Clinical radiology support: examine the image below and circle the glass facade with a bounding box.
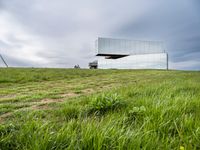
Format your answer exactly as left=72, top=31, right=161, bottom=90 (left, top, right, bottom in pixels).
left=98, top=53, right=168, bottom=69
left=95, top=37, right=168, bottom=69
left=96, top=37, right=165, bottom=55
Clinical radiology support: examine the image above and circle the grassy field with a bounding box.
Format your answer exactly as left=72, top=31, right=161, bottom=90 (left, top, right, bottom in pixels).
left=0, top=68, right=200, bottom=149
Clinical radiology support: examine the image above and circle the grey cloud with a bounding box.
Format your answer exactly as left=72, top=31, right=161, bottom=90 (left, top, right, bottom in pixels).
left=112, top=0, right=200, bottom=70
left=172, top=51, right=200, bottom=63
left=0, top=0, right=200, bottom=70
left=0, top=40, right=10, bottom=49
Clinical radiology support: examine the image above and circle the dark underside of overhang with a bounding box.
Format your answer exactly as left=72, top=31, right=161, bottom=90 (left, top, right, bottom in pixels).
left=96, top=54, right=129, bottom=59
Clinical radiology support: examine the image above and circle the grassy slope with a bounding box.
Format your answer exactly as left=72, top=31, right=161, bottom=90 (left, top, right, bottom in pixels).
left=0, top=68, right=200, bottom=149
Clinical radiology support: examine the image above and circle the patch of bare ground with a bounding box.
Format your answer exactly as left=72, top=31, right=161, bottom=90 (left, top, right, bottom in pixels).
left=40, top=98, right=63, bottom=103
left=29, top=98, right=64, bottom=110
left=0, top=112, right=12, bottom=123
left=82, top=88, right=94, bottom=94
left=98, top=85, right=115, bottom=90
left=31, top=104, right=50, bottom=110
left=0, top=94, right=17, bottom=99
left=29, top=90, right=96, bottom=111
left=61, top=92, right=78, bottom=98
left=0, top=97, right=67, bottom=122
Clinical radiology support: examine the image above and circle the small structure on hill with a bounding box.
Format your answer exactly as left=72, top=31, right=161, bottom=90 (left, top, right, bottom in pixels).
left=89, top=60, right=98, bottom=69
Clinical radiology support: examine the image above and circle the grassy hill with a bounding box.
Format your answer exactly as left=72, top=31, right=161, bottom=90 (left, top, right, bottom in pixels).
left=0, top=68, right=200, bottom=149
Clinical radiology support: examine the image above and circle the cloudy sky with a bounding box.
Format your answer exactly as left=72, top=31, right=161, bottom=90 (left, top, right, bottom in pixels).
left=0, top=0, right=200, bottom=70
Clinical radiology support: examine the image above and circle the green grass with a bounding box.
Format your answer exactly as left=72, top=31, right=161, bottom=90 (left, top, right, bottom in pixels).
left=0, top=68, right=200, bottom=149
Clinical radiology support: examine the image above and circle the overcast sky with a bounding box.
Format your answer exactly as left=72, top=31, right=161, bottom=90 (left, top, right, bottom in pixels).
left=0, top=0, right=200, bottom=70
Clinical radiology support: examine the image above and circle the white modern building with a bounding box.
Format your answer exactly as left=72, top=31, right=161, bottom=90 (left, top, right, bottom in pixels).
left=92, top=37, right=168, bottom=69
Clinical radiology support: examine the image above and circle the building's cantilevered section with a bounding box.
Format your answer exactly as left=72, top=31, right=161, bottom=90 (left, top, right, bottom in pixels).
left=95, top=37, right=165, bottom=55
left=91, top=37, right=168, bottom=69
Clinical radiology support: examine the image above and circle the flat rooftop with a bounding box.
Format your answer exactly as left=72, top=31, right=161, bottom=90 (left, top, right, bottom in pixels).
left=95, top=37, right=165, bottom=56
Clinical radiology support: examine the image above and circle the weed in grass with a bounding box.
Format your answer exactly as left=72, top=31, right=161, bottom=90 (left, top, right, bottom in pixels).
left=88, top=93, right=126, bottom=115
